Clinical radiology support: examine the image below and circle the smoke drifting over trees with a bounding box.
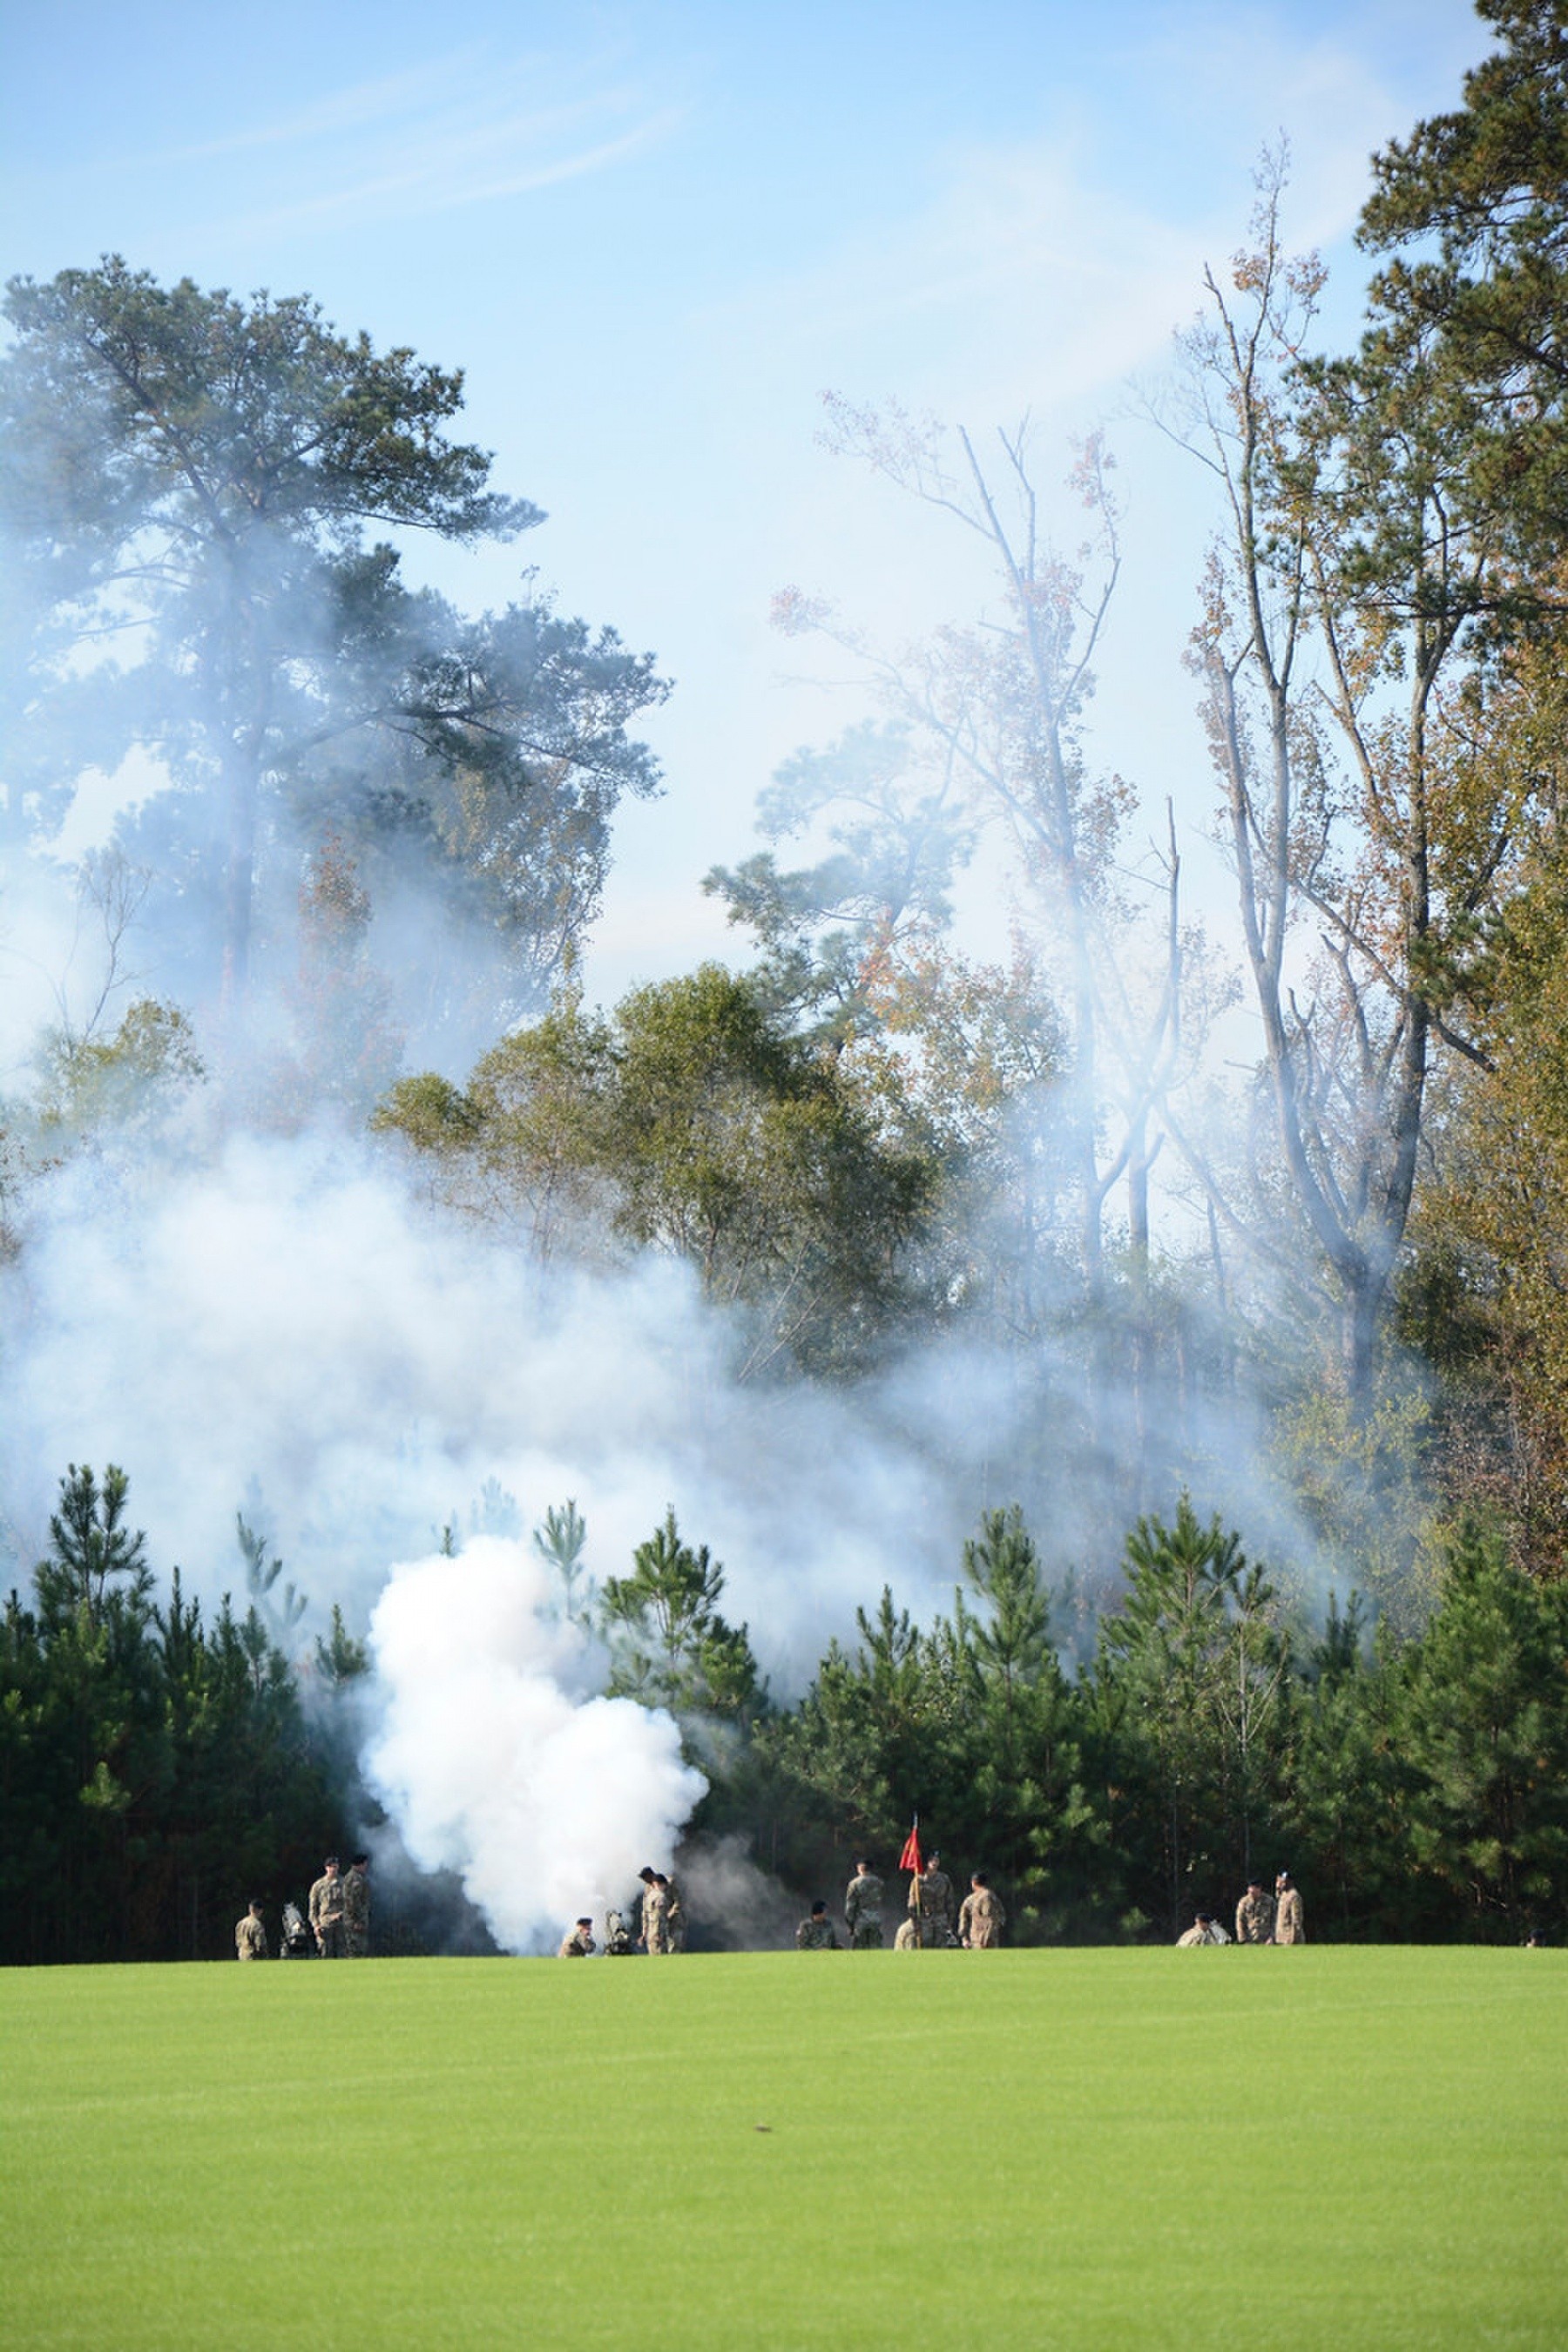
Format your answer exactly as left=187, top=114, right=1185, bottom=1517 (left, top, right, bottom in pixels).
left=5, top=5, right=1568, bottom=1955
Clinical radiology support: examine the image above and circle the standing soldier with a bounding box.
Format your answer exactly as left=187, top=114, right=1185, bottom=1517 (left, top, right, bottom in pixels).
left=1234, top=1876, right=1274, bottom=1945
left=341, top=1853, right=371, bottom=1957
left=638, top=1866, right=669, bottom=1955
left=909, top=1850, right=955, bottom=1947
left=661, top=1873, right=686, bottom=1952
left=559, top=1917, right=596, bottom=1957
left=845, top=1859, right=884, bottom=1949
left=235, top=1900, right=267, bottom=1959
left=957, top=1872, right=1006, bottom=1948
left=1273, top=1871, right=1306, bottom=1943
left=308, top=1855, right=347, bottom=1958
left=795, top=1901, right=841, bottom=1950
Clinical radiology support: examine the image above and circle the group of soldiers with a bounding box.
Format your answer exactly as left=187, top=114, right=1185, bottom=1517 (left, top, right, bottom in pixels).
left=798, top=1852, right=1007, bottom=1950
left=233, top=1852, right=372, bottom=1959
left=559, top=1851, right=1014, bottom=1958
left=558, top=1865, right=686, bottom=1957
left=1177, top=1871, right=1306, bottom=1947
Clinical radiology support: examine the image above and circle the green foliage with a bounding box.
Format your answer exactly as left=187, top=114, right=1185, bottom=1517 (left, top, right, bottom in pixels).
left=1398, top=1512, right=1568, bottom=1935
left=314, top=1605, right=369, bottom=1688
left=1359, top=0, right=1568, bottom=583
left=533, top=1498, right=593, bottom=1628
left=376, top=965, right=942, bottom=1376
left=0, top=1466, right=334, bottom=1962
left=0, top=258, right=666, bottom=1018
left=599, top=1507, right=761, bottom=1730
left=238, top=1512, right=308, bottom=1640
left=37, top=998, right=204, bottom=1140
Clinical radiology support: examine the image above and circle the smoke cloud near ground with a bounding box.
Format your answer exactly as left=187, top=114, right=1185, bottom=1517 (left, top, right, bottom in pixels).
left=0, top=1116, right=1321, bottom=1641
left=0, top=1076, right=1328, bottom=1948
left=365, top=1536, right=706, bottom=1953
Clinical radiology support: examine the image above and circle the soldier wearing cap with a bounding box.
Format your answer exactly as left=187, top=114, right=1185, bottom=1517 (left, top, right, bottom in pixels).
left=342, top=1853, right=371, bottom=1957
left=1176, top=1909, right=1228, bottom=1947
left=909, top=1850, right=955, bottom=1948
left=308, top=1855, right=347, bottom=1958
left=845, top=1860, right=884, bottom=1949
left=235, top=1900, right=267, bottom=1959
left=958, top=1872, right=1006, bottom=1948
left=1273, top=1871, right=1305, bottom=1943
left=795, top=1901, right=840, bottom=1950
left=1234, top=1876, right=1274, bottom=1944
left=559, top=1917, right=596, bottom=1957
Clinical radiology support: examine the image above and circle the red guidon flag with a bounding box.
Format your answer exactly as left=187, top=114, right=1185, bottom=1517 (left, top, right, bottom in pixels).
left=898, top=1820, right=922, bottom=1876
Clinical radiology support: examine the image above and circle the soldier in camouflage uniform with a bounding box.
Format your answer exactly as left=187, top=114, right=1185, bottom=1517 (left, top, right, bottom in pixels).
left=957, top=1873, right=1006, bottom=1948
left=235, top=1901, right=267, bottom=1959
left=308, top=1856, right=347, bottom=1958
left=639, top=1867, right=670, bottom=1955
left=1176, top=1910, right=1228, bottom=1946
left=795, top=1902, right=841, bottom=1950
left=660, top=1874, right=686, bottom=1952
left=559, top=1917, right=596, bottom=1957
left=1273, top=1872, right=1305, bottom=1943
left=909, top=1851, right=955, bottom=1947
left=894, top=1918, right=920, bottom=1950
left=845, top=1861, right=884, bottom=1949
left=341, top=1853, right=370, bottom=1957
left=1234, top=1877, right=1274, bottom=1945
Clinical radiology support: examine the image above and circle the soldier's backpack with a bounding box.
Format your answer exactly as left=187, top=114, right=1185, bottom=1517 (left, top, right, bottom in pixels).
left=603, top=1908, right=635, bottom=1956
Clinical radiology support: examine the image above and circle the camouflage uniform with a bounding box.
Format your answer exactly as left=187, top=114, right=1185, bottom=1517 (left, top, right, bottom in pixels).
left=1234, top=1888, right=1275, bottom=1945
left=309, top=1869, right=346, bottom=1958
left=641, top=1881, right=670, bottom=1955
left=796, top=1914, right=840, bottom=1950
left=664, top=1878, right=686, bottom=1953
left=1273, top=1884, right=1305, bottom=1944
left=909, top=1865, right=955, bottom=1945
left=957, top=1886, right=1006, bottom=1948
left=1176, top=1920, right=1227, bottom=1946
left=894, top=1918, right=921, bottom=1950
left=845, top=1869, right=884, bottom=1950
left=558, top=1924, right=596, bottom=1957
left=341, top=1864, right=370, bottom=1958
left=235, top=1910, right=267, bottom=1960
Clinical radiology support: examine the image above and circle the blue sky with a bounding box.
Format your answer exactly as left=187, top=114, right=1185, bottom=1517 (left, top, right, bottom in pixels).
left=1, top=0, right=1490, bottom=1003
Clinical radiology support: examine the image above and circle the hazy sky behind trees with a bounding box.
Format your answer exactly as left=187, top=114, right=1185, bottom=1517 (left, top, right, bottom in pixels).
left=1, top=1, right=1487, bottom=998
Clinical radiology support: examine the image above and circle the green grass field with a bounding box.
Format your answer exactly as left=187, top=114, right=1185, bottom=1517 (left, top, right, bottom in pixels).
left=2, top=1948, right=1564, bottom=2349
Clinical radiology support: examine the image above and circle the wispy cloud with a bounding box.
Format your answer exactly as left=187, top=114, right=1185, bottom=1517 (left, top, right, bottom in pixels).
left=700, top=8, right=1449, bottom=427
left=67, top=43, right=685, bottom=244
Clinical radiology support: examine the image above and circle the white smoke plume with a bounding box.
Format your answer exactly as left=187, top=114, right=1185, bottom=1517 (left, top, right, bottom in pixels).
left=364, top=1535, right=705, bottom=1953
left=0, top=1104, right=1329, bottom=1948
left=0, top=1125, right=1058, bottom=1654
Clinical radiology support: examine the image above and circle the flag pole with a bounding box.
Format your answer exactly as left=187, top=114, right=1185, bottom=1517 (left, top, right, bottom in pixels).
left=899, top=1813, right=923, bottom=1950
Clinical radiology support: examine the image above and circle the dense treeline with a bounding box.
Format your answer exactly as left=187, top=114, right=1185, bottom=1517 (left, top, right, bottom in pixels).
left=634, top=1493, right=1568, bottom=1946
left=5, top=1464, right=1564, bottom=1957
left=0, top=1469, right=345, bottom=1964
